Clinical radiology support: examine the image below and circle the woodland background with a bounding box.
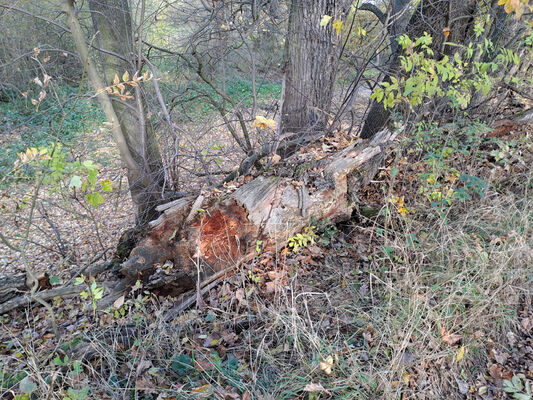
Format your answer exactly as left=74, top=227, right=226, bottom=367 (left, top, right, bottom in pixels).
left=0, top=0, right=532, bottom=399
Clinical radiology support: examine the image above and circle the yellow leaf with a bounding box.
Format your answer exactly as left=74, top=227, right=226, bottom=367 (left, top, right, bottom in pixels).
left=191, top=384, right=210, bottom=393
left=332, top=19, right=344, bottom=35
left=456, top=344, right=465, bottom=362
left=319, top=355, right=334, bottom=375
left=253, top=116, right=276, bottom=130
left=320, top=15, right=332, bottom=27
left=122, top=71, right=130, bottom=82
left=113, top=74, right=120, bottom=85
left=220, top=24, right=229, bottom=30
left=402, top=371, right=410, bottom=385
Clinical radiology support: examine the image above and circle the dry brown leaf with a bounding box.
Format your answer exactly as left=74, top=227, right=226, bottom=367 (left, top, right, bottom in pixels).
left=303, top=383, right=330, bottom=393
left=113, top=295, right=125, bottom=309
left=488, top=363, right=502, bottom=379
left=440, top=325, right=462, bottom=345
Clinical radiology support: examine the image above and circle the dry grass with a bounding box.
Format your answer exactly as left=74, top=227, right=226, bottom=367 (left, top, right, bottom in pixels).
left=1, top=121, right=532, bottom=400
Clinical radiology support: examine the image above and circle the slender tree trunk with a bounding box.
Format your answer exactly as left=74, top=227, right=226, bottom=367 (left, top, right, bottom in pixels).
left=280, top=0, right=350, bottom=136
left=86, top=0, right=164, bottom=227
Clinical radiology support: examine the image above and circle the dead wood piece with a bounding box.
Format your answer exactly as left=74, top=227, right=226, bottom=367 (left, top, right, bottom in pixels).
left=0, top=286, right=82, bottom=315
left=120, top=129, right=397, bottom=299
left=0, top=261, right=114, bottom=314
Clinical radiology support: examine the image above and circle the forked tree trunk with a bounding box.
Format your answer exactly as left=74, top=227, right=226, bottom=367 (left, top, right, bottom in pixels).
left=280, top=0, right=350, bottom=136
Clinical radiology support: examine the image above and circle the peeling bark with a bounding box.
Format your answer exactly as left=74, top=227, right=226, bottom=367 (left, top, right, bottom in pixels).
left=120, top=129, right=397, bottom=295
left=0, top=131, right=396, bottom=314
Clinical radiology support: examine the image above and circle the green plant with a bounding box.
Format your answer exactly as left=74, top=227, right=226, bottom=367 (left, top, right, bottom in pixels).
left=503, top=374, right=532, bottom=400
left=64, top=386, right=90, bottom=400
left=74, top=275, right=104, bottom=316
left=11, top=144, right=112, bottom=207
left=310, top=217, right=338, bottom=245
left=0, top=82, right=105, bottom=181
left=370, top=32, right=520, bottom=111
left=287, top=226, right=317, bottom=251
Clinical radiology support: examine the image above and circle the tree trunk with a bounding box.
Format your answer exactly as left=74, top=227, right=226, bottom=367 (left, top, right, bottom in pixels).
left=280, top=0, right=349, bottom=136
left=0, top=131, right=397, bottom=313
left=118, top=129, right=396, bottom=297
left=87, top=0, right=164, bottom=227
left=360, top=0, right=478, bottom=139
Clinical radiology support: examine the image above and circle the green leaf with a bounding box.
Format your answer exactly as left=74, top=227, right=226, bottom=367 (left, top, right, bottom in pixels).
left=320, top=15, right=332, bottom=27
left=72, top=360, right=83, bottom=375
left=69, top=176, right=82, bottom=189
left=49, top=276, right=60, bottom=285
left=100, top=179, right=113, bottom=192
left=86, top=192, right=104, bottom=207
left=171, top=354, right=194, bottom=376
left=66, top=386, right=89, bottom=400
left=19, top=376, right=37, bottom=394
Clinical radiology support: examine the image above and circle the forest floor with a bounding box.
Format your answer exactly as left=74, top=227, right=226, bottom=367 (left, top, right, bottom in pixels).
left=0, top=95, right=532, bottom=399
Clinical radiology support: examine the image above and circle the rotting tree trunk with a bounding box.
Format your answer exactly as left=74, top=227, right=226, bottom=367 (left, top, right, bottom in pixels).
left=0, top=130, right=397, bottom=314
left=280, top=0, right=350, bottom=137
left=119, top=129, right=397, bottom=298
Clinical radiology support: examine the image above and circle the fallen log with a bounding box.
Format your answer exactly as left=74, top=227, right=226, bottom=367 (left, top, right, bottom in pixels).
left=0, top=129, right=397, bottom=314
left=120, top=129, right=397, bottom=297
left=0, top=261, right=115, bottom=314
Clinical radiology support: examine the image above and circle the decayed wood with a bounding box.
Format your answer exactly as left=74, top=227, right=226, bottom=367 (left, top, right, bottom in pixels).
left=120, top=129, right=397, bottom=296
left=0, top=130, right=396, bottom=314
left=0, top=261, right=115, bottom=314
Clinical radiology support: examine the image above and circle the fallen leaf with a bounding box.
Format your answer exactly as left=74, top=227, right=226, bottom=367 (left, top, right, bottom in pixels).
left=303, top=383, right=330, bottom=393
left=320, top=355, right=334, bottom=375
left=113, top=295, right=125, bottom=309
left=456, top=378, right=469, bottom=394
left=456, top=344, right=465, bottom=362
left=401, top=371, right=410, bottom=385
left=235, top=288, right=245, bottom=302
left=191, top=384, right=211, bottom=393
left=488, top=363, right=503, bottom=379
left=440, top=324, right=462, bottom=345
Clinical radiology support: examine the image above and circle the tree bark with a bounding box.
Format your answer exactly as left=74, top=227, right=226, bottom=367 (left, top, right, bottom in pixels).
left=65, top=0, right=164, bottom=227
left=280, top=0, right=350, bottom=136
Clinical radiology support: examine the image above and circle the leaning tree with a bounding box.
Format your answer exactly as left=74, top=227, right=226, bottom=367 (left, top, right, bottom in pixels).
left=63, top=0, right=164, bottom=228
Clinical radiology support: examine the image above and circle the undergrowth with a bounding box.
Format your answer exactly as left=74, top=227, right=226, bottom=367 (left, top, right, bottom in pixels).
left=1, top=118, right=531, bottom=399
left=0, top=82, right=105, bottom=180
